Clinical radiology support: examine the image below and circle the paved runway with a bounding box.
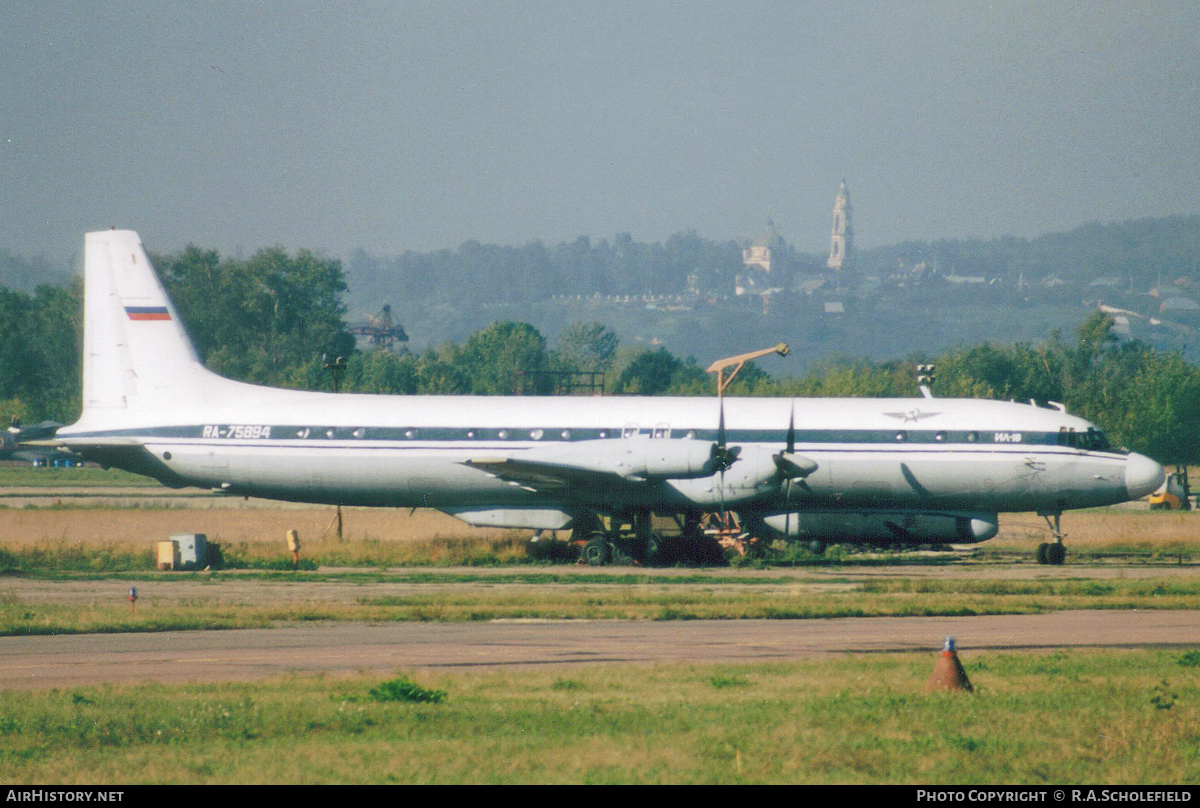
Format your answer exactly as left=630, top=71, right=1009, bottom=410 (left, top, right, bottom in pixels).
left=3, top=610, right=1198, bottom=689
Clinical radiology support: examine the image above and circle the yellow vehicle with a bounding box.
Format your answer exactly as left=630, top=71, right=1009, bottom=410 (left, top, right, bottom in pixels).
left=1149, top=466, right=1192, bottom=510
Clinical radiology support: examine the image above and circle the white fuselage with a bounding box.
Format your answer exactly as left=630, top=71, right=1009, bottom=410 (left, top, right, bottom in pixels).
left=60, top=388, right=1154, bottom=515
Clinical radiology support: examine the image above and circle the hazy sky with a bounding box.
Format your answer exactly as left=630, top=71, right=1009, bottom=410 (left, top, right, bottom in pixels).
left=2, top=1, right=1198, bottom=263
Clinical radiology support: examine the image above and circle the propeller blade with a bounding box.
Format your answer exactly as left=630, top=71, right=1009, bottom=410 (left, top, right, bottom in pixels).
left=785, top=479, right=792, bottom=537
left=716, top=397, right=738, bottom=527
left=784, top=403, right=795, bottom=535
left=718, top=398, right=726, bottom=526
left=710, top=396, right=745, bottom=471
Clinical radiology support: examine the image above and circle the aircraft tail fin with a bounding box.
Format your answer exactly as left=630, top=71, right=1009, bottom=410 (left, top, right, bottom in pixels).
left=81, top=229, right=216, bottom=414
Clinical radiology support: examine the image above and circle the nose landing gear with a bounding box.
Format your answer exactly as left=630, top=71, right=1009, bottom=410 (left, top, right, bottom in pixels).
left=1035, top=513, right=1066, bottom=565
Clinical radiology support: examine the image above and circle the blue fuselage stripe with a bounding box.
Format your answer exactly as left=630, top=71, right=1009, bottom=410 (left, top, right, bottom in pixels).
left=65, top=425, right=1097, bottom=448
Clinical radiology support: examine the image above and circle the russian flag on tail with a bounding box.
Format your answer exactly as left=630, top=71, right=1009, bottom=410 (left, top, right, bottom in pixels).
left=125, top=306, right=171, bottom=321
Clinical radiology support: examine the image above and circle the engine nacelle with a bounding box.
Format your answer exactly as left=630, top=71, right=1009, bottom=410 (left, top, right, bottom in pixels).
left=525, top=436, right=723, bottom=481
left=755, top=510, right=999, bottom=545
left=637, top=437, right=723, bottom=479
left=666, top=445, right=783, bottom=506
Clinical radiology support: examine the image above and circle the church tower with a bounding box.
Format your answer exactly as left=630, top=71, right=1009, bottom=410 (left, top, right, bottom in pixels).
left=742, top=216, right=784, bottom=274
left=826, top=180, right=854, bottom=274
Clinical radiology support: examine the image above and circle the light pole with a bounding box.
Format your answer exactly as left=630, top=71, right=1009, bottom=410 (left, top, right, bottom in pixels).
left=322, top=353, right=348, bottom=539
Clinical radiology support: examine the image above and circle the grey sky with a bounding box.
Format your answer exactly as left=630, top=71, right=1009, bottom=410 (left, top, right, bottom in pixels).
left=2, top=0, right=1198, bottom=263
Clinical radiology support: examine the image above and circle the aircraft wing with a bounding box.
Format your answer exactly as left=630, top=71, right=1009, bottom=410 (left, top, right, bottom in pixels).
left=462, top=456, right=631, bottom=493
left=462, top=436, right=727, bottom=493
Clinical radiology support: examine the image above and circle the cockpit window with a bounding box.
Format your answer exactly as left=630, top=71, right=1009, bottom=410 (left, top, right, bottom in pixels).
left=1058, top=427, right=1113, bottom=452
left=1084, top=428, right=1111, bottom=451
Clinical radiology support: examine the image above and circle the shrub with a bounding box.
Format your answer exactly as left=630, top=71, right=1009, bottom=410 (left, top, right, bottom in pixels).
left=368, top=676, right=446, bottom=704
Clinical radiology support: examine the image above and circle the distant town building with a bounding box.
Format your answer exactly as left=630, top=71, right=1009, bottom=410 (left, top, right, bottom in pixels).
left=742, top=217, right=786, bottom=274
left=1160, top=296, right=1200, bottom=316
left=827, top=180, right=854, bottom=273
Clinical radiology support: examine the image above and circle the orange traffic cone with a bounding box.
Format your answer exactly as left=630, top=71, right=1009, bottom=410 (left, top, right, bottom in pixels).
left=927, top=636, right=973, bottom=692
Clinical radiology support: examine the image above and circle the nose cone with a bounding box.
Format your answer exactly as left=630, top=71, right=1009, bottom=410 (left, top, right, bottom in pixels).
left=1125, top=453, right=1166, bottom=500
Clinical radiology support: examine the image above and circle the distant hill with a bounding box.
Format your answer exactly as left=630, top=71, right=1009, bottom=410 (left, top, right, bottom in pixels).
left=857, top=215, right=1200, bottom=287
left=344, top=215, right=1200, bottom=368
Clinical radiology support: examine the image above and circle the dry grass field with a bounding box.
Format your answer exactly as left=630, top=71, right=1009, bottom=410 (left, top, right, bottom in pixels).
left=987, top=508, right=1199, bottom=555
left=0, top=504, right=517, bottom=547
left=2, top=462, right=1196, bottom=557
left=0, top=501, right=1195, bottom=554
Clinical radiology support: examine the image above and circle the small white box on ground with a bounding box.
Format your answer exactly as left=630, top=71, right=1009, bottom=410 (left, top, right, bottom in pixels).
left=171, top=533, right=208, bottom=570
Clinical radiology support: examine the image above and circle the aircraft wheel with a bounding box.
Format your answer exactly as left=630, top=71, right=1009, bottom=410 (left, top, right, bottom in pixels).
left=807, top=540, right=827, bottom=556
left=1046, top=543, right=1066, bottom=565
left=582, top=537, right=610, bottom=566
left=1035, top=542, right=1050, bottom=564
left=610, top=539, right=637, bottom=566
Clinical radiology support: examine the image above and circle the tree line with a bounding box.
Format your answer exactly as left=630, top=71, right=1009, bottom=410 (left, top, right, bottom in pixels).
left=1, top=244, right=1198, bottom=463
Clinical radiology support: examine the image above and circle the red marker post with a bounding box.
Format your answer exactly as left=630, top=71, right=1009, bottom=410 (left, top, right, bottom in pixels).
left=926, top=635, right=973, bottom=692
left=128, top=586, right=138, bottom=615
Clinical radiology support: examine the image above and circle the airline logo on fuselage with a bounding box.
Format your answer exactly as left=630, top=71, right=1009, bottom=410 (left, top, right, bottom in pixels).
left=883, top=408, right=941, bottom=423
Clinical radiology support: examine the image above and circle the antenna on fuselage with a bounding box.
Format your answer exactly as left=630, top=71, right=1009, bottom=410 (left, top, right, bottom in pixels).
left=916, top=364, right=937, bottom=399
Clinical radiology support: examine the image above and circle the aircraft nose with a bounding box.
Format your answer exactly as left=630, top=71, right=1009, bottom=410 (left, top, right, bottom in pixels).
left=1125, top=453, right=1166, bottom=500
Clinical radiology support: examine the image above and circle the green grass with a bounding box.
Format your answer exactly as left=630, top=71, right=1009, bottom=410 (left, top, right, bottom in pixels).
left=0, top=466, right=161, bottom=487
left=6, top=573, right=1200, bottom=636
left=2, top=650, right=1198, bottom=783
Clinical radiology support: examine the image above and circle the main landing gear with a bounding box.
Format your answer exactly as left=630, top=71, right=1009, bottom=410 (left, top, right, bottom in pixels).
left=563, top=510, right=729, bottom=567
left=577, top=532, right=645, bottom=565
left=580, top=510, right=657, bottom=566
left=1035, top=513, right=1066, bottom=565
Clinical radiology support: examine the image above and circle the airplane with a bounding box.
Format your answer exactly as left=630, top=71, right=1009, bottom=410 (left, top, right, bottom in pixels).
left=49, top=229, right=1165, bottom=565
left=1, top=420, right=83, bottom=466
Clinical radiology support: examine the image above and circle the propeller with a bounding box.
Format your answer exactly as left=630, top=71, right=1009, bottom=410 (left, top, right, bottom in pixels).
left=713, top=396, right=744, bottom=528
left=773, top=404, right=817, bottom=480
left=781, top=404, right=794, bottom=536
left=773, top=402, right=819, bottom=536
left=716, top=398, right=728, bottom=526
left=711, top=400, right=741, bottom=471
